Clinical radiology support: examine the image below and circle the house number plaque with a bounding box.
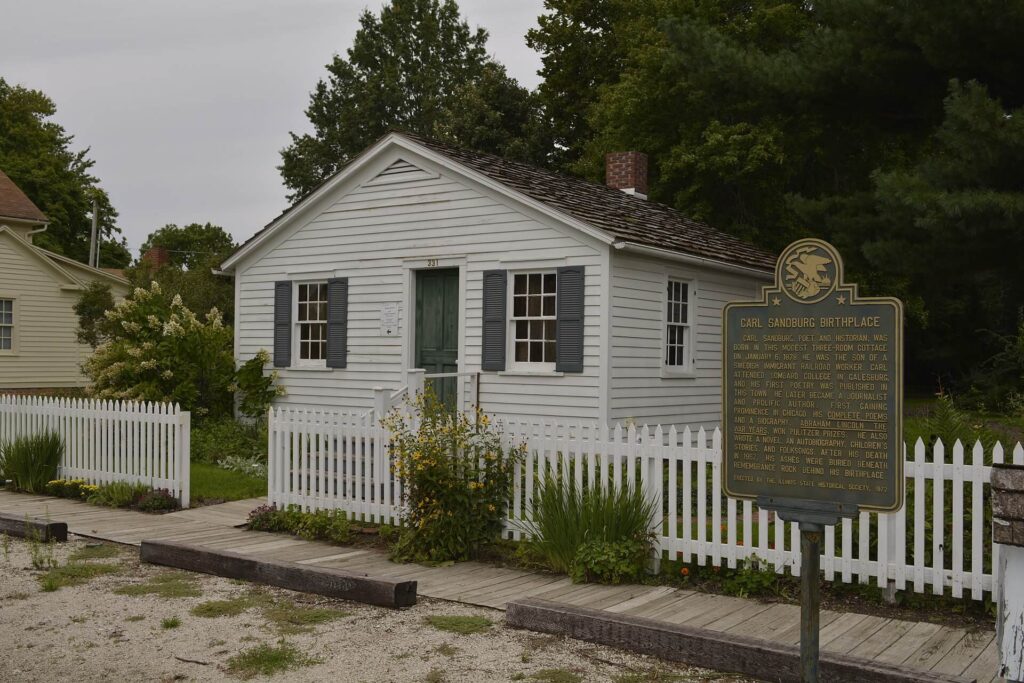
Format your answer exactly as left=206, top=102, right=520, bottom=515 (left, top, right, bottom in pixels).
left=721, top=238, right=903, bottom=683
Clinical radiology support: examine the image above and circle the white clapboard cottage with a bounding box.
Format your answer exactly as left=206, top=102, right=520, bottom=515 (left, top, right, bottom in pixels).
left=221, top=133, right=774, bottom=429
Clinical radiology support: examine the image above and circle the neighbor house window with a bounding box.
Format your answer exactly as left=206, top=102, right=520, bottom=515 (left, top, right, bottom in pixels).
left=511, top=271, right=556, bottom=368
left=295, top=283, right=327, bottom=362
left=0, top=299, right=11, bottom=351
left=665, top=279, right=692, bottom=370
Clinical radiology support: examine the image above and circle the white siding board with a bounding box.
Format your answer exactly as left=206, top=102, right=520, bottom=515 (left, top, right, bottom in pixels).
left=608, top=251, right=762, bottom=431
left=236, top=156, right=605, bottom=423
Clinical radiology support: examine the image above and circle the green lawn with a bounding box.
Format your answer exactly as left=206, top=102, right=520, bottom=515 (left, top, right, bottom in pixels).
left=190, top=462, right=266, bottom=506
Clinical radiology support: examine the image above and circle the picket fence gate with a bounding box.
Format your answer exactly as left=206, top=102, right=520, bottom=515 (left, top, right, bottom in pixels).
left=0, top=395, right=191, bottom=507
left=267, top=405, right=1023, bottom=601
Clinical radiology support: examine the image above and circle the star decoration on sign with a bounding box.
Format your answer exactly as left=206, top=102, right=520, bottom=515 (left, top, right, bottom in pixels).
left=771, top=296, right=781, bottom=306
left=836, top=294, right=847, bottom=304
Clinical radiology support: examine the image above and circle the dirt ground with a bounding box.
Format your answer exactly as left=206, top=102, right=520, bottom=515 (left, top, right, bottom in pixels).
left=0, top=535, right=750, bottom=683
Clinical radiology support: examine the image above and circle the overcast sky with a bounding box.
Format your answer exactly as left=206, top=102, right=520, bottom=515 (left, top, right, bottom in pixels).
left=4, top=0, right=546, bottom=257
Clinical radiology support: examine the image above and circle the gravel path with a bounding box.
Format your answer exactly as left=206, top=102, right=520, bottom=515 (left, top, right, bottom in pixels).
left=0, top=535, right=750, bottom=683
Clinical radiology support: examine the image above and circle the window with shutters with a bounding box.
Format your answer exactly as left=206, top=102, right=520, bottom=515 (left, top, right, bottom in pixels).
left=0, top=298, right=12, bottom=351
left=294, top=282, right=328, bottom=364
left=664, top=278, right=694, bottom=372
left=509, top=271, right=557, bottom=370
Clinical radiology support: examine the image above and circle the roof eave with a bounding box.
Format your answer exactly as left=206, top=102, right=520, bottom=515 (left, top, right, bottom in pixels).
left=0, top=214, right=47, bottom=226
left=613, top=241, right=774, bottom=280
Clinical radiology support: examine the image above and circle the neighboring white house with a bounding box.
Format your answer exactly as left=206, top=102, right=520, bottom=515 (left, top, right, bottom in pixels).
left=0, top=170, right=131, bottom=392
left=221, top=133, right=774, bottom=430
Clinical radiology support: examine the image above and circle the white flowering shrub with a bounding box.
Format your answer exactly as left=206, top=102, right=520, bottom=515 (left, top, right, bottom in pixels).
left=84, top=281, right=235, bottom=419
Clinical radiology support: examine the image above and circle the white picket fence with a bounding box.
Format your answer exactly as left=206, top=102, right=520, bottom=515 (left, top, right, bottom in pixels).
left=0, top=395, right=191, bottom=507
left=267, top=405, right=1023, bottom=601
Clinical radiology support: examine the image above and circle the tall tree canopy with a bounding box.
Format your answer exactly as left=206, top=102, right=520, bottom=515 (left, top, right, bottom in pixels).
left=140, top=222, right=236, bottom=270
left=526, top=0, right=641, bottom=171
left=532, top=0, right=1024, bottom=391
left=0, top=78, right=130, bottom=267
left=130, top=222, right=237, bottom=324
left=279, top=0, right=548, bottom=200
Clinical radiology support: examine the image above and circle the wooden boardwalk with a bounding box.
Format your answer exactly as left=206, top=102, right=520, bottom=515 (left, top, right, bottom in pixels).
left=0, top=490, right=1000, bottom=682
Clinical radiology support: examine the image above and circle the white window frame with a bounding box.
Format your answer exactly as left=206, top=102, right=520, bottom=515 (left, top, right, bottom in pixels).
left=0, top=297, right=15, bottom=354
left=662, top=276, right=696, bottom=376
left=292, top=281, right=328, bottom=368
left=507, top=270, right=558, bottom=372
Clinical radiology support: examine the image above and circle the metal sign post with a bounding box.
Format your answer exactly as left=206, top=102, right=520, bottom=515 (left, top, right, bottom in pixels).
left=723, top=239, right=904, bottom=682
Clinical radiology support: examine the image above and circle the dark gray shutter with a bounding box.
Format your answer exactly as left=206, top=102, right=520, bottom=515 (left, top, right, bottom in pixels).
left=481, top=270, right=507, bottom=371
left=326, top=277, right=349, bottom=369
left=273, top=281, right=292, bottom=368
left=555, top=265, right=585, bottom=373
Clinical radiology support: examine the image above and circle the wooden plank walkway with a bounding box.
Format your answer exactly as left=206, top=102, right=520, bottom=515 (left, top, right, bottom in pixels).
left=0, top=490, right=1000, bottom=682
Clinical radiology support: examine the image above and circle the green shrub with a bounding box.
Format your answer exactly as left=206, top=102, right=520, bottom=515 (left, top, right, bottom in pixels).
left=924, top=392, right=999, bottom=449
left=192, top=418, right=265, bottom=465
left=235, top=350, right=286, bottom=421
left=136, top=488, right=180, bottom=512
left=0, top=431, right=64, bottom=494
left=87, top=481, right=150, bottom=508
left=569, top=538, right=649, bottom=585
left=218, top=454, right=267, bottom=479
left=720, top=554, right=780, bottom=598
left=524, top=477, right=657, bottom=583
left=248, top=504, right=351, bottom=544
left=383, top=389, right=524, bottom=563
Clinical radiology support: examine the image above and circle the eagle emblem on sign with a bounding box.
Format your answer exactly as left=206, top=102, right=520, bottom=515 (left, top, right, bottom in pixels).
left=782, top=243, right=836, bottom=302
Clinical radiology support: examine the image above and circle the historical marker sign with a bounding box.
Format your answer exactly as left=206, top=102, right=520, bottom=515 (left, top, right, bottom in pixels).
left=723, top=238, right=904, bottom=514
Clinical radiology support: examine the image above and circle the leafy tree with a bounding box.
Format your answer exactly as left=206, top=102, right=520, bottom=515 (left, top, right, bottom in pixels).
left=544, top=0, right=1024, bottom=388
left=866, top=81, right=1024, bottom=389
left=0, top=78, right=129, bottom=267
left=139, top=222, right=236, bottom=270
left=434, top=62, right=552, bottom=165
left=526, top=0, right=644, bottom=170
left=129, top=222, right=237, bottom=323
left=74, top=281, right=115, bottom=348
left=279, top=0, right=546, bottom=200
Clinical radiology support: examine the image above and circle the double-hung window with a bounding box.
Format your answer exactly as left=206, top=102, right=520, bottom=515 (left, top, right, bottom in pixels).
left=295, top=283, right=328, bottom=364
left=0, top=299, right=12, bottom=351
left=510, top=271, right=556, bottom=369
left=664, top=279, right=693, bottom=372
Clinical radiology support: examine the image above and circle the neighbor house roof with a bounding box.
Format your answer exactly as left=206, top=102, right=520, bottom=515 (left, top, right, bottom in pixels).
left=0, top=170, right=48, bottom=223
left=0, top=226, right=130, bottom=290
left=224, top=132, right=775, bottom=273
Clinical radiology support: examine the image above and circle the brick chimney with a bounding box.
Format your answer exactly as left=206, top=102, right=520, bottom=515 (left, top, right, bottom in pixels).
left=605, top=151, right=648, bottom=198
left=141, top=246, right=170, bottom=271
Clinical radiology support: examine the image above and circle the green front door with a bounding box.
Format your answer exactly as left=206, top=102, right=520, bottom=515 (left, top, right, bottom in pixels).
left=415, top=268, right=459, bottom=409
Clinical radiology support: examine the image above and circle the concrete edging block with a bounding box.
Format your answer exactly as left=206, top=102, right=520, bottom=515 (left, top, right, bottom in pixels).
left=140, top=539, right=417, bottom=608
left=0, top=511, right=68, bottom=542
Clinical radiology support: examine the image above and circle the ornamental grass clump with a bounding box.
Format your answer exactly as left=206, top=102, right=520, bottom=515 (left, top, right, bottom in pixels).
left=0, top=431, right=64, bottom=494
left=384, top=389, right=524, bottom=563
left=524, top=477, right=657, bottom=584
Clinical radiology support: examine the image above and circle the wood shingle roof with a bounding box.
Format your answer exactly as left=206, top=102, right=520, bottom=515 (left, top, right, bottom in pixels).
left=227, top=132, right=775, bottom=273
left=401, top=133, right=775, bottom=272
